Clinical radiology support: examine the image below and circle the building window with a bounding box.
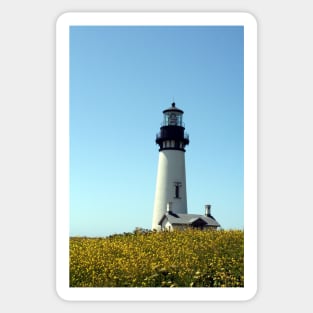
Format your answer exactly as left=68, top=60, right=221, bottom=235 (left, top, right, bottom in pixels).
left=174, top=182, right=182, bottom=198
left=175, top=185, right=179, bottom=198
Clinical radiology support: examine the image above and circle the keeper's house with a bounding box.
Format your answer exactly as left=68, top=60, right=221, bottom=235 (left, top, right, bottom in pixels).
left=158, top=203, right=220, bottom=231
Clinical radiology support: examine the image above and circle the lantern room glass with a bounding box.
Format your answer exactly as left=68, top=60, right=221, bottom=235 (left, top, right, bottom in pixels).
left=163, top=112, right=183, bottom=126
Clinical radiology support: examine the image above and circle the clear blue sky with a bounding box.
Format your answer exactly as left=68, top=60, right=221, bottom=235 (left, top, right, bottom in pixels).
left=69, top=26, right=244, bottom=237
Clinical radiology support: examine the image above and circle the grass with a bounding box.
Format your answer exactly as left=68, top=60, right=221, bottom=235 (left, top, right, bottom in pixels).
left=70, top=228, right=244, bottom=287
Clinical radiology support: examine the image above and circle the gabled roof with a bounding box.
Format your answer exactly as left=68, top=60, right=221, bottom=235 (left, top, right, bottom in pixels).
left=158, top=212, right=220, bottom=228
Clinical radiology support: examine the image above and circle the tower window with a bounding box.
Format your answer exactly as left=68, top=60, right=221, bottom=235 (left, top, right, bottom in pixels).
left=175, top=185, right=179, bottom=198
left=174, top=182, right=182, bottom=198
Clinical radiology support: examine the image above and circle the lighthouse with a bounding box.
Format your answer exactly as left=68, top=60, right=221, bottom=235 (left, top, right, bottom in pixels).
left=152, top=102, right=190, bottom=230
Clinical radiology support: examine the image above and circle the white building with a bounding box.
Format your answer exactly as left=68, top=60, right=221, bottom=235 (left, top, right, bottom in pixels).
left=152, top=102, right=220, bottom=231
left=158, top=204, right=220, bottom=231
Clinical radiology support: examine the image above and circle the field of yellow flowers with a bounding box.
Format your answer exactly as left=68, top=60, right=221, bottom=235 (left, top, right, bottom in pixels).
left=70, top=229, right=244, bottom=287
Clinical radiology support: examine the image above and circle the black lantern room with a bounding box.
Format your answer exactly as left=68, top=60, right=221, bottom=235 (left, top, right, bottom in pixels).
left=156, top=102, right=189, bottom=151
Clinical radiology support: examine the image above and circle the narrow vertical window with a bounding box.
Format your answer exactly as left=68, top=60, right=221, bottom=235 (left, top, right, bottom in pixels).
left=175, top=185, right=179, bottom=198
left=174, top=182, right=182, bottom=198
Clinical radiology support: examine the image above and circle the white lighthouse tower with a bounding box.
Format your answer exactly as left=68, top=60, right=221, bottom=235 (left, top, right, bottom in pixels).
left=152, top=102, right=190, bottom=230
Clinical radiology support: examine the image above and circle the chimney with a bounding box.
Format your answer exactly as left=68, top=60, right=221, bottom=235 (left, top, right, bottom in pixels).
left=205, top=204, right=211, bottom=217
left=167, top=202, right=173, bottom=213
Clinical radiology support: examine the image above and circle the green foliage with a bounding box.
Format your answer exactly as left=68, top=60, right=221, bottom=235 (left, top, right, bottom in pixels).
left=70, top=229, right=244, bottom=287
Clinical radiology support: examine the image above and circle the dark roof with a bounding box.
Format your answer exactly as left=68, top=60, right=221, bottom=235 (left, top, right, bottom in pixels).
left=158, top=212, right=220, bottom=228
left=163, top=102, right=184, bottom=114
